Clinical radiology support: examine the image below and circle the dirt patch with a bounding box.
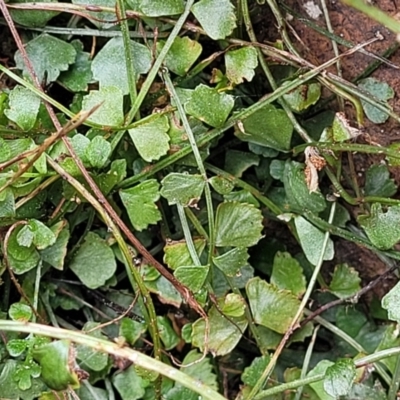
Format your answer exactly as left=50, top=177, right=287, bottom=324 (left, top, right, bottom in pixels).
left=254, top=0, right=400, bottom=137
left=254, top=0, right=400, bottom=289
left=290, top=0, right=400, bottom=146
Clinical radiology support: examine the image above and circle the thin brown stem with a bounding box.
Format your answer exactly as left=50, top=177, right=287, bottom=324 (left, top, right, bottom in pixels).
left=301, top=262, right=400, bottom=326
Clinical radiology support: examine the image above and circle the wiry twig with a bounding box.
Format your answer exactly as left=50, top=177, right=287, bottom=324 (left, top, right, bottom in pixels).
left=301, top=262, right=400, bottom=327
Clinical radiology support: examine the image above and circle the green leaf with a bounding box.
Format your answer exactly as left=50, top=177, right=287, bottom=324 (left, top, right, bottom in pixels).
left=15, top=34, right=76, bottom=83
left=40, top=223, right=70, bottom=270
left=158, top=36, right=202, bottom=76
left=29, top=219, right=57, bottom=250
left=0, top=188, right=16, bottom=218
left=174, top=265, right=209, bottom=292
left=329, top=263, right=361, bottom=299
left=10, top=0, right=59, bottom=27
left=69, top=231, right=117, bottom=289
left=0, top=137, right=11, bottom=162
left=364, top=164, right=397, bottom=197
left=215, top=201, right=263, bottom=247
left=192, top=305, right=248, bottom=356
left=336, top=306, right=367, bottom=337
left=9, top=229, right=35, bottom=264
left=179, top=326, right=192, bottom=346
left=224, top=149, right=259, bottom=177
left=92, top=37, right=151, bottom=93
left=9, top=303, right=32, bottom=322
left=209, top=176, right=234, bottom=195
left=6, top=339, right=28, bottom=357
left=145, top=274, right=182, bottom=308
left=181, top=350, right=218, bottom=388
left=85, top=136, right=111, bottom=168
left=13, top=359, right=41, bottom=391
left=213, top=247, right=249, bottom=277
left=4, top=86, right=40, bottom=131
left=166, top=386, right=198, bottom=400
left=14, top=179, right=41, bottom=200
left=32, top=340, right=80, bottom=391
left=294, top=216, right=334, bottom=266
left=70, top=134, right=90, bottom=164
left=142, top=264, right=160, bottom=281
left=345, top=382, right=387, bottom=400
left=164, top=239, right=206, bottom=270
left=7, top=225, right=40, bottom=274
left=242, top=355, right=271, bottom=387
left=120, top=179, right=162, bottom=231
left=165, top=350, right=217, bottom=399
left=335, top=305, right=368, bottom=338
left=112, top=364, right=147, bottom=400
left=331, top=112, right=360, bottom=142
left=17, top=225, right=34, bottom=247
left=290, top=322, right=314, bottom=345
left=224, top=190, right=259, bottom=207
left=246, top=277, right=301, bottom=334
left=134, top=366, right=158, bottom=384
left=236, top=104, right=293, bottom=151
left=250, top=143, right=279, bottom=158
left=76, top=383, right=108, bottom=400
left=140, top=0, right=184, bottom=16
left=358, top=77, right=394, bottom=124
left=283, top=83, right=321, bottom=113
left=271, top=251, right=306, bottom=297
left=8, top=253, right=40, bottom=275
left=382, top=281, right=400, bottom=323
left=358, top=203, right=400, bottom=250
left=128, top=115, right=170, bottom=161
left=375, top=324, right=400, bottom=373
left=34, top=152, right=47, bottom=174
left=145, top=378, right=174, bottom=400
left=157, top=316, right=180, bottom=351
left=119, top=318, right=146, bottom=346
left=82, top=86, right=124, bottom=126
left=77, top=322, right=109, bottom=371
left=161, top=173, right=205, bottom=206
left=191, top=0, right=236, bottom=40
left=321, top=202, right=350, bottom=228
left=6, top=138, right=35, bottom=159
left=213, top=264, right=254, bottom=295
left=386, top=143, right=400, bottom=167
left=324, top=359, right=356, bottom=397
left=222, top=293, right=245, bottom=317
left=0, top=360, right=46, bottom=400
left=96, top=158, right=127, bottom=194
left=225, top=46, right=258, bottom=85
left=307, top=360, right=335, bottom=400
left=12, top=178, right=42, bottom=198
left=283, top=160, right=326, bottom=213
left=185, top=84, right=234, bottom=128
left=59, top=40, right=92, bottom=92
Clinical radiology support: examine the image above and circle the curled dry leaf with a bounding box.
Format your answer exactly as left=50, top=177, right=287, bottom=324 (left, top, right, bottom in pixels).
left=333, top=111, right=362, bottom=141
left=304, top=146, right=326, bottom=193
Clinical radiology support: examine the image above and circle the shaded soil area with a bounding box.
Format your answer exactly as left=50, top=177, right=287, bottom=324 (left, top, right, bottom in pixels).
left=254, top=0, right=400, bottom=295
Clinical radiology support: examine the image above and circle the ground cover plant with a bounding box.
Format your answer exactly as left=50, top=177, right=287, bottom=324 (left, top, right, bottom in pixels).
left=1, top=0, right=400, bottom=398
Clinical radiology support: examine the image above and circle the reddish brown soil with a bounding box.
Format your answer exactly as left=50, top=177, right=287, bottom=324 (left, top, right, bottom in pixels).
left=254, top=0, right=400, bottom=296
